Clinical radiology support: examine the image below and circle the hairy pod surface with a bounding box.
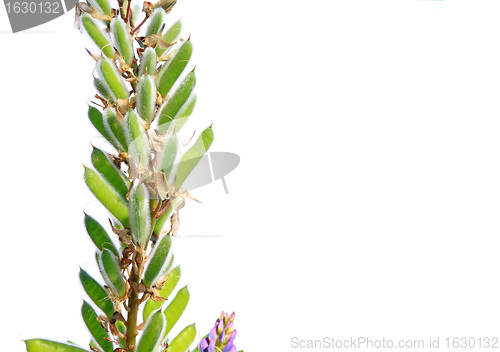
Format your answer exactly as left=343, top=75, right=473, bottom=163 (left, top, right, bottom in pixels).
left=164, top=286, right=190, bottom=336
left=94, top=77, right=115, bottom=103
left=157, top=70, right=196, bottom=133
left=111, top=17, right=134, bottom=66
left=97, top=57, right=129, bottom=101
left=84, top=214, right=120, bottom=256
left=79, top=268, right=115, bottom=318
left=143, top=234, right=172, bottom=287
left=168, top=324, right=197, bottom=352
left=136, top=75, right=157, bottom=124
left=145, top=8, right=164, bottom=37
left=97, top=248, right=127, bottom=297
left=129, top=182, right=151, bottom=246
left=143, top=265, right=181, bottom=322
left=125, top=110, right=151, bottom=170
left=138, top=47, right=157, bottom=77
left=103, top=108, right=128, bottom=152
left=81, top=14, right=114, bottom=59
left=81, top=301, right=113, bottom=352
left=156, top=39, right=192, bottom=98
left=156, top=19, right=182, bottom=57
left=175, top=126, right=214, bottom=190
left=91, top=147, right=130, bottom=199
left=25, top=339, right=91, bottom=352
left=89, top=0, right=111, bottom=16
left=84, top=167, right=129, bottom=227
left=157, top=132, right=179, bottom=182
left=136, top=309, right=167, bottom=352
left=88, top=106, right=114, bottom=146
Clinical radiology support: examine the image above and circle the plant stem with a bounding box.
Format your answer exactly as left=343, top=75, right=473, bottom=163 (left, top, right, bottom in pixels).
left=125, top=250, right=142, bottom=350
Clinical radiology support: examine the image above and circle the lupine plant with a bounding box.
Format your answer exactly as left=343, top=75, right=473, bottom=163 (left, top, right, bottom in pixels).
left=23, top=0, right=241, bottom=351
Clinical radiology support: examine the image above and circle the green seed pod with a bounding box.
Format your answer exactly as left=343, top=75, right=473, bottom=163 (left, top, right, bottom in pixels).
left=129, top=182, right=151, bottom=246
left=136, top=309, right=167, bottom=352
left=103, top=108, right=128, bottom=152
left=84, top=167, right=129, bottom=227
left=25, top=339, right=90, bottom=352
left=136, top=75, right=157, bottom=124
left=168, top=324, right=197, bottom=352
left=110, top=17, right=134, bottom=66
left=88, top=106, right=114, bottom=145
left=143, top=265, right=180, bottom=322
left=91, top=147, right=130, bottom=199
left=143, top=234, right=172, bottom=287
left=89, top=0, right=111, bottom=16
left=94, top=78, right=114, bottom=102
left=79, top=268, right=115, bottom=318
left=156, top=19, right=182, bottom=57
left=154, top=196, right=181, bottom=235
left=156, top=40, right=192, bottom=98
left=164, top=286, right=190, bottom=336
left=157, top=70, right=196, bottom=133
left=81, top=13, right=114, bottom=59
left=116, top=321, right=127, bottom=348
left=145, top=8, right=164, bottom=37
left=125, top=110, right=151, bottom=173
left=81, top=301, right=114, bottom=352
left=157, top=132, right=179, bottom=182
left=97, top=56, right=129, bottom=100
left=174, top=126, right=214, bottom=190
left=139, top=47, right=157, bottom=77
left=97, top=248, right=127, bottom=297
left=84, top=214, right=120, bottom=256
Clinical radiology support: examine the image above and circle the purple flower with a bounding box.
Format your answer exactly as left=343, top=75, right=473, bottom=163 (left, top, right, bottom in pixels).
left=199, top=311, right=238, bottom=352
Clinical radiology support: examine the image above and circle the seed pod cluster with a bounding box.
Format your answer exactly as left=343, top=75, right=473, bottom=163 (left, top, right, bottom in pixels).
left=23, top=0, right=233, bottom=351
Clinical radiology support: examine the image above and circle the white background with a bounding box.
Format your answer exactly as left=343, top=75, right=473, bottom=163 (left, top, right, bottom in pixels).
left=1, top=0, right=500, bottom=351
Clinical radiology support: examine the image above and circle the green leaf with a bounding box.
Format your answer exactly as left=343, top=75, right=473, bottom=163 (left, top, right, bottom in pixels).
left=156, top=20, right=182, bottom=57
left=79, top=268, right=115, bottom=319
left=139, top=47, right=158, bottom=77
left=145, top=8, right=164, bottom=37
left=103, top=108, right=128, bottom=152
left=164, top=286, right=190, bottom=336
left=144, top=234, right=172, bottom=287
left=136, top=75, right=157, bottom=124
left=129, top=182, right=151, bottom=246
left=84, top=167, right=129, bottom=227
left=91, top=147, right=130, bottom=199
left=88, top=106, right=114, bottom=145
left=154, top=196, right=181, bottom=235
left=81, top=14, right=114, bottom=59
left=143, top=265, right=180, bottom=322
left=111, top=17, right=134, bottom=66
left=81, top=301, right=113, bottom=352
left=125, top=110, right=151, bottom=172
left=25, top=339, right=91, bottom=352
left=157, top=70, right=196, bottom=133
left=97, top=56, right=129, bottom=100
left=156, top=40, right=192, bottom=98
left=167, top=324, right=196, bottom=352
left=136, top=309, right=167, bottom=352
left=89, top=0, right=111, bottom=16
left=97, top=248, right=127, bottom=297
left=174, top=126, right=214, bottom=190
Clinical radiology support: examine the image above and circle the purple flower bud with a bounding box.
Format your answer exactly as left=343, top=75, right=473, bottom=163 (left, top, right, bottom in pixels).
left=198, top=312, right=238, bottom=352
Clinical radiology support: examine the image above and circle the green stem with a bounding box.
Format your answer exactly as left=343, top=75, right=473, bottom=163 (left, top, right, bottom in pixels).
left=125, top=251, right=142, bottom=350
